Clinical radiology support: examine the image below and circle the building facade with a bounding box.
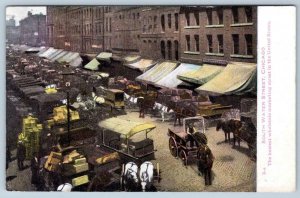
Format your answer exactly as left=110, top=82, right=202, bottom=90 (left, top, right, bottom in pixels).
left=6, top=17, right=20, bottom=44
left=179, top=6, right=257, bottom=64
left=46, top=6, right=257, bottom=63
left=19, top=11, right=46, bottom=46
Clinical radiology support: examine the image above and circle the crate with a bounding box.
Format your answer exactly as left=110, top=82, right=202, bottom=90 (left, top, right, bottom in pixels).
left=72, top=175, right=89, bottom=187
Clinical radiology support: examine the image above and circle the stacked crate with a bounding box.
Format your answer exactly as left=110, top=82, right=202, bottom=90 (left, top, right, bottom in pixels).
left=17, top=115, right=43, bottom=159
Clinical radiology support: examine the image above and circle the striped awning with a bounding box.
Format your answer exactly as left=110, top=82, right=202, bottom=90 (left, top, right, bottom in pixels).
left=84, top=58, right=100, bottom=71
left=196, top=62, right=257, bottom=95
left=124, top=59, right=157, bottom=72
left=178, top=64, right=224, bottom=85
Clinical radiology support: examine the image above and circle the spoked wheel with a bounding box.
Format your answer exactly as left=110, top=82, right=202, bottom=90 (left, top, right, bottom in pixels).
left=169, top=137, right=178, bottom=157
left=179, top=149, right=188, bottom=166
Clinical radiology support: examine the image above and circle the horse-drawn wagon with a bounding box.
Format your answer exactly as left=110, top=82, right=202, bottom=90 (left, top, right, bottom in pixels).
left=98, top=117, right=156, bottom=163
left=168, top=116, right=208, bottom=166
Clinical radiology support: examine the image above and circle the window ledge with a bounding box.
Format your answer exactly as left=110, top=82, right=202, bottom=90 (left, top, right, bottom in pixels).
left=230, top=54, right=254, bottom=59
left=184, top=26, right=200, bottom=29
left=230, top=22, right=254, bottom=27
left=184, top=51, right=200, bottom=55
left=205, top=24, right=224, bottom=28
left=205, top=53, right=224, bottom=57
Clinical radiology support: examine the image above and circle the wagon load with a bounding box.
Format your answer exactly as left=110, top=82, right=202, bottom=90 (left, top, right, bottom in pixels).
left=46, top=105, right=80, bottom=128
left=63, top=150, right=89, bottom=176
left=44, top=151, right=62, bottom=172
left=17, top=114, right=43, bottom=160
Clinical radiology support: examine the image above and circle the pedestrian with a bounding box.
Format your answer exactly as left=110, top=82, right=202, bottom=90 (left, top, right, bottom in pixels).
left=197, top=145, right=214, bottom=185
left=16, top=141, right=26, bottom=170
left=31, top=152, right=40, bottom=185
left=6, top=145, right=11, bottom=170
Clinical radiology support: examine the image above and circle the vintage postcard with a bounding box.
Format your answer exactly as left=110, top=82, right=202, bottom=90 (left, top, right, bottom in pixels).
left=5, top=5, right=295, bottom=192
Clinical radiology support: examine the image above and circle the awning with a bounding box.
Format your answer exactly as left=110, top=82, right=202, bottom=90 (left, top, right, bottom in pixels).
left=196, top=62, right=257, bottom=95
left=97, top=52, right=112, bottom=62
left=99, top=117, right=156, bottom=138
left=37, top=47, right=49, bottom=56
left=69, top=56, right=83, bottom=67
left=123, top=55, right=141, bottom=63
left=178, top=64, right=224, bottom=85
left=44, top=49, right=59, bottom=59
left=50, top=51, right=68, bottom=62
left=136, top=61, right=179, bottom=84
left=155, top=63, right=200, bottom=88
left=25, top=47, right=40, bottom=53
left=57, top=52, right=74, bottom=63
left=65, top=52, right=80, bottom=63
left=124, top=59, right=157, bottom=72
left=48, top=49, right=63, bottom=60
left=84, top=58, right=100, bottom=71
left=39, top=47, right=55, bottom=58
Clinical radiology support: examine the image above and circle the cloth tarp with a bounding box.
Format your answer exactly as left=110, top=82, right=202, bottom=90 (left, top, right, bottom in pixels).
left=57, top=52, right=74, bottom=63
left=44, top=49, right=59, bottom=59
left=69, top=55, right=83, bottom=67
left=25, top=47, right=40, bottom=53
left=37, top=47, right=49, bottom=56
left=97, top=52, right=112, bottom=61
left=84, top=58, right=100, bottom=71
left=99, top=117, right=156, bottom=138
left=39, top=47, right=55, bottom=58
left=50, top=51, right=69, bottom=62
left=124, top=59, right=157, bottom=72
left=155, top=63, right=200, bottom=88
left=178, top=64, right=224, bottom=85
left=65, top=52, right=80, bottom=63
left=48, top=49, right=63, bottom=60
left=136, top=61, right=179, bottom=84
left=196, top=62, right=257, bottom=95
left=123, top=55, right=141, bottom=63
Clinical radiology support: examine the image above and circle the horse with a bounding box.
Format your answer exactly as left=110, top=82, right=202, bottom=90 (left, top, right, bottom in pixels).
left=153, top=102, right=174, bottom=122
left=216, top=119, right=242, bottom=144
left=137, top=96, right=156, bottom=118
left=170, top=101, right=198, bottom=126
left=121, top=162, right=140, bottom=191
left=197, top=144, right=214, bottom=186
left=139, top=161, right=154, bottom=192
left=57, top=183, right=73, bottom=192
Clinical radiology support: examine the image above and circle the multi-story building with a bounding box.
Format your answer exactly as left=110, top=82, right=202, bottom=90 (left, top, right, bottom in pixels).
left=46, top=6, right=256, bottom=63
left=19, top=11, right=46, bottom=46
left=6, top=17, right=20, bottom=44
left=179, top=6, right=257, bottom=64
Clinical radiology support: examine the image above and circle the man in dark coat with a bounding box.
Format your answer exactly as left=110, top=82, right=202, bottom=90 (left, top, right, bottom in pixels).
left=197, top=145, right=214, bottom=185
left=31, top=152, right=40, bottom=185
left=17, top=141, right=26, bottom=170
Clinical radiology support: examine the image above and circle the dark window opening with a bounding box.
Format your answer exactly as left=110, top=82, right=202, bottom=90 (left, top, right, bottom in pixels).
left=194, top=12, right=199, bottom=26
left=217, top=9, right=223, bottom=24
left=245, top=7, right=253, bottom=23
left=168, top=14, right=172, bottom=28
left=232, top=34, right=239, bottom=54
left=186, top=35, right=191, bottom=51
left=185, top=13, right=190, bottom=26
left=207, top=10, right=213, bottom=25
left=245, top=34, right=253, bottom=55
left=194, top=35, right=200, bottom=52
left=175, top=13, right=179, bottom=31
left=167, top=40, right=172, bottom=60
left=161, top=41, right=166, bottom=59
left=232, top=7, right=239, bottom=23
left=161, top=15, right=165, bottom=32
left=207, top=35, right=213, bottom=53
left=174, top=40, right=179, bottom=60
left=217, top=35, right=224, bottom=53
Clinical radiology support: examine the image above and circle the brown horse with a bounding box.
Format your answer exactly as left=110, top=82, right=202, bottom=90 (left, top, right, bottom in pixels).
left=216, top=119, right=242, bottom=144
left=137, top=94, right=157, bottom=118
left=168, top=100, right=197, bottom=126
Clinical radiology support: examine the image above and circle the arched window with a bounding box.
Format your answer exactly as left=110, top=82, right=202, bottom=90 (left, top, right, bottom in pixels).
left=160, top=41, right=166, bottom=59
left=167, top=40, right=172, bottom=60
left=174, top=40, right=179, bottom=60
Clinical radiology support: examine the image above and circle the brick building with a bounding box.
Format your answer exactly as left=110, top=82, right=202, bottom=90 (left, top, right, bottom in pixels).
left=6, top=17, right=20, bottom=44
left=46, top=6, right=256, bottom=63
left=179, top=6, right=257, bottom=64
left=19, top=11, right=46, bottom=46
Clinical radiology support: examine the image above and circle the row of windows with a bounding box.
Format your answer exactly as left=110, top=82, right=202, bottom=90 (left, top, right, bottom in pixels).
left=185, top=34, right=253, bottom=55
left=185, top=7, right=252, bottom=27
left=160, top=40, right=179, bottom=60
left=116, top=12, right=140, bottom=20
left=161, top=13, right=179, bottom=31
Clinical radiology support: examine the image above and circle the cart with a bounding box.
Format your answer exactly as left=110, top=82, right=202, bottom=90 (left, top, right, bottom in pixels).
left=98, top=117, right=156, bottom=164
left=168, top=116, right=207, bottom=166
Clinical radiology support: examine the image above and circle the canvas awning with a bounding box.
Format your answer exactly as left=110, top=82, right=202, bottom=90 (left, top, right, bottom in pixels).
left=44, top=49, right=59, bottom=59
left=123, top=55, right=141, bottom=63
left=57, top=52, right=74, bottom=63
left=155, top=63, right=200, bottom=88
left=84, top=58, right=100, bottom=71
left=69, top=55, right=83, bottom=67
left=50, top=51, right=68, bottom=62
left=48, top=49, right=63, bottom=60
left=196, top=62, right=257, bottom=95
left=136, top=61, right=179, bottom=84
left=39, top=47, right=55, bottom=58
left=178, top=64, right=224, bottom=85
left=25, top=47, right=40, bottom=53
left=99, top=117, right=156, bottom=138
left=124, top=59, right=157, bottom=72
left=65, top=52, right=80, bottom=63
left=97, top=52, right=112, bottom=62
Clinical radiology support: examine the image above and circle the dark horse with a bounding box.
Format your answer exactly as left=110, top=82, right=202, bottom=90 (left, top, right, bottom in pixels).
left=167, top=99, right=197, bottom=126
left=216, top=119, right=242, bottom=144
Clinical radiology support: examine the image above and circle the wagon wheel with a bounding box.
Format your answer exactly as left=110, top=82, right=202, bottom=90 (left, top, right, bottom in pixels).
left=179, top=149, right=188, bottom=166
left=169, top=137, right=178, bottom=157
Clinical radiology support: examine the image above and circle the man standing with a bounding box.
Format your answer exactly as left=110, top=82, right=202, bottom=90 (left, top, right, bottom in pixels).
left=197, top=145, right=214, bottom=185
left=16, top=141, right=26, bottom=170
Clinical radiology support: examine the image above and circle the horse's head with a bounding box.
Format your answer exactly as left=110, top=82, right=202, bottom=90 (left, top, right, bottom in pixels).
left=216, top=119, right=224, bottom=131
left=139, top=162, right=154, bottom=192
